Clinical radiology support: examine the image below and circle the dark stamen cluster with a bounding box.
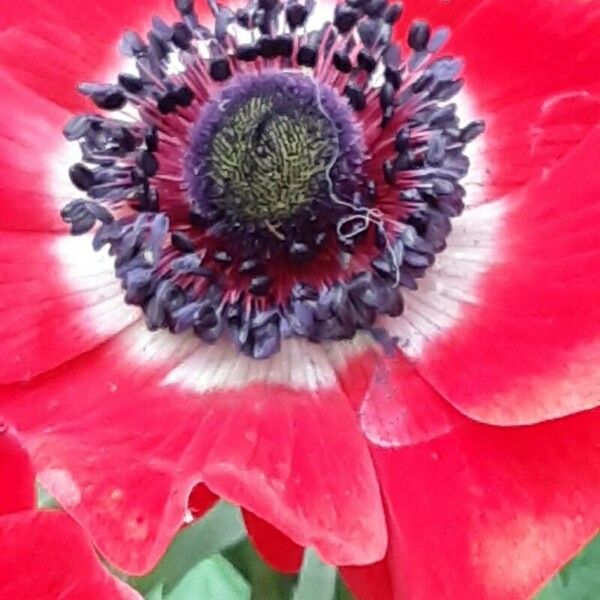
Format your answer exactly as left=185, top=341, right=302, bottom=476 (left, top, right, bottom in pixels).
left=60, top=0, right=484, bottom=359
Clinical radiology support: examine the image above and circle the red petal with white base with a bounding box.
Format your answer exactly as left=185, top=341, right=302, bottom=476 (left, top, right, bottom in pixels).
left=0, top=0, right=176, bottom=112
left=0, top=426, right=35, bottom=514
left=0, top=230, right=138, bottom=383
left=243, top=509, right=304, bottom=574
left=0, top=511, right=142, bottom=600
left=0, top=74, right=70, bottom=232
left=0, top=327, right=385, bottom=574
left=343, top=357, right=600, bottom=600
left=408, top=127, right=600, bottom=424
left=447, top=0, right=600, bottom=203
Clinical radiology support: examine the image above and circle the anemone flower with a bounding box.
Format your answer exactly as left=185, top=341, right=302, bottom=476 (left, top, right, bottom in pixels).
left=0, top=0, right=599, bottom=598
left=0, top=425, right=141, bottom=599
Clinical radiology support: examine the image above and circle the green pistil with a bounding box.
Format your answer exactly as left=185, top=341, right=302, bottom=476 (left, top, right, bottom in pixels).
left=209, top=95, right=336, bottom=222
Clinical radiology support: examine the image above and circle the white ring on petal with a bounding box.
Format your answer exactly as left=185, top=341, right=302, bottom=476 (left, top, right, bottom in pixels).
left=386, top=199, right=506, bottom=360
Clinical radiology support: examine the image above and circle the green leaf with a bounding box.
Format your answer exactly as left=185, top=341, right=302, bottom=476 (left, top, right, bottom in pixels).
left=536, top=534, right=600, bottom=600
left=130, top=502, right=245, bottom=595
left=165, top=556, right=250, bottom=600
left=293, top=550, right=336, bottom=600
left=36, top=483, right=59, bottom=509
left=145, top=585, right=164, bottom=600
left=225, top=539, right=296, bottom=600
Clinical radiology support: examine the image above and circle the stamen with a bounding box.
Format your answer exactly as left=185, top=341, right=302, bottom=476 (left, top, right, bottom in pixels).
left=59, top=0, right=484, bottom=359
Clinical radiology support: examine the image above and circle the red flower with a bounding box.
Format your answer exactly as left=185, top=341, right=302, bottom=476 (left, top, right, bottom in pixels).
left=0, top=425, right=141, bottom=599
left=0, top=0, right=599, bottom=598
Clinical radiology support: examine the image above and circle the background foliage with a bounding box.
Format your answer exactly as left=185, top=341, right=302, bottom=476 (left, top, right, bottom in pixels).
left=117, top=501, right=600, bottom=600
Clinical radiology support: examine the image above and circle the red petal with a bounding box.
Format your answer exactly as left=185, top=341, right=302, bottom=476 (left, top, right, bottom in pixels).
left=348, top=357, right=600, bottom=600
left=382, top=127, right=600, bottom=423
left=0, top=0, right=177, bottom=112
left=341, top=561, right=395, bottom=600
left=402, top=0, right=482, bottom=28
left=243, top=509, right=304, bottom=574
left=0, top=510, right=141, bottom=600
left=447, top=0, right=600, bottom=202
left=0, top=327, right=386, bottom=574
left=0, top=426, right=35, bottom=514
left=407, top=127, right=600, bottom=424
left=0, top=230, right=138, bottom=383
left=0, top=74, right=71, bottom=232
left=188, top=484, right=218, bottom=519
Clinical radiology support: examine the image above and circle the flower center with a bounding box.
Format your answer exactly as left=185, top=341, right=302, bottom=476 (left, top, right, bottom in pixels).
left=187, top=72, right=351, bottom=224
left=59, top=0, right=485, bottom=359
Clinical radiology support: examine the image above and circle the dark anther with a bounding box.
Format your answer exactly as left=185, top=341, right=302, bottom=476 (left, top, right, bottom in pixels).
left=69, top=163, right=95, bottom=191
left=157, top=93, right=178, bottom=114
left=119, top=31, right=146, bottom=57
left=213, top=250, right=233, bottom=264
left=408, top=20, right=431, bottom=51
left=91, top=87, right=126, bottom=111
left=394, top=150, right=415, bottom=171
left=385, top=67, right=402, bottom=90
left=344, top=83, right=366, bottom=111
left=432, top=178, right=455, bottom=195
left=394, top=129, right=411, bottom=152
left=289, top=241, right=312, bottom=262
left=171, top=231, right=196, bottom=253
left=412, top=73, right=433, bottom=94
left=63, top=115, right=93, bottom=141
left=259, top=0, right=277, bottom=9
left=297, top=45, right=317, bottom=67
left=357, top=19, right=381, bottom=47
left=364, top=0, right=386, bottom=18
left=152, top=16, right=173, bottom=41
left=381, top=105, right=394, bottom=128
left=427, top=27, right=450, bottom=52
left=383, top=160, right=396, bottom=185
left=285, top=3, right=308, bottom=29
left=249, top=275, right=271, bottom=296
left=428, top=57, right=462, bottom=82
left=174, top=85, right=194, bottom=107
left=118, top=73, right=144, bottom=94
left=148, top=31, right=170, bottom=61
left=236, top=44, right=259, bottom=61
left=85, top=202, right=115, bottom=225
left=366, top=179, right=377, bottom=202
left=141, top=183, right=160, bottom=212
left=175, top=0, right=194, bottom=15
left=236, top=9, right=252, bottom=28
left=136, top=150, right=159, bottom=177
left=333, top=6, right=359, bottom=33
left=379, top=81, right=395, bottom=109
left=426, top=135, right=446, bottom=165
left=239, top=258, right=260, bottom=273
left=357, top=49, right=377, bottom=73
left=209, top=57, right=232, bottom=81
left=371, top=256, right=395, bottom=279
left=384, top=3, right=403, bottom=23
left=172, top=22, right=192, bottom=49
left=61, top=199, right=112, bottom=235
left=145, top=127, right=159, bottom=152
left=275, top=35, right=294, bottom=57
left=460, top=120, right=486, bottom=142
left=333, top=51, right=353, bottom=73
left=257, top=36, right=278, bottom=59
